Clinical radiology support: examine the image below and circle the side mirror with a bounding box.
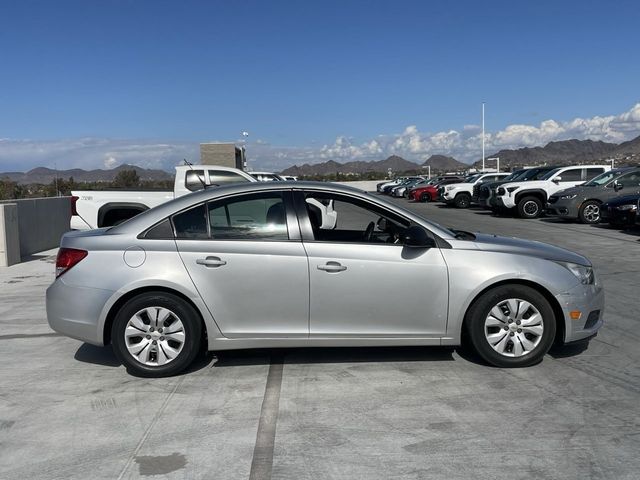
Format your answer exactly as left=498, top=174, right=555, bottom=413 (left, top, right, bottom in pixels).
left=404, top=225, right=436, bottom=248
left=613, top=181, right=623, bottom=192
left=552, top=176, right=562, bottom=183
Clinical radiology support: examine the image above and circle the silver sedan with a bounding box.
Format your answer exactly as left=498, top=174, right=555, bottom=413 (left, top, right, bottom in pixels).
left=47, top=182, right=604, bottom=376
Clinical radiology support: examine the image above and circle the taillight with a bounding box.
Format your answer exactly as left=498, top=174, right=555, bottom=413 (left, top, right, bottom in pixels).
left=71, top=196, right=79, bottom=216
left=56, top=248, right=88, bottom=277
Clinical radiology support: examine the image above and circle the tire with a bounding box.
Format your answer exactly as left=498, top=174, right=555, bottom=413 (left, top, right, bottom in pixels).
left=454, top=193, right=471, bottom=208
left=111, top=292, right=202, bottom=377
left=420, top=192, right=431, bottom=203
left=517, top=196, right=543, bottom=219
left=465, top=285, right=556, bottom=368
left=578, top=200, right=601, bottom=224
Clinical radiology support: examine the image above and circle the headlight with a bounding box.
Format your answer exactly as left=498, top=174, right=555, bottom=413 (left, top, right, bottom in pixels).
left=560, top=194, right=578, bottom=200
left=555, top=261, right=594, bottom=285
left=445, top=185, right=456, bottom=191
left=615, top=204, right=637, bottom=211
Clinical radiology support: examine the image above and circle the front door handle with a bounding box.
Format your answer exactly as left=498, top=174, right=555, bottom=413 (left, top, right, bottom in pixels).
left=317, top=261, right=347, bottom=273
left=196, top=256, right=227, bottom=268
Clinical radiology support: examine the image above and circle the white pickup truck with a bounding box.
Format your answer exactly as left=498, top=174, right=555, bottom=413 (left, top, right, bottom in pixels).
left=71, top=165, right=255, bottom=229
left=71, top=165, right=337, bottom=230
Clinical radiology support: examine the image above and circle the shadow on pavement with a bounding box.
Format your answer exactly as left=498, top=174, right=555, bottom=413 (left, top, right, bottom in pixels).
left=74, top=343, right=121, bottom=367
left=213, top=346, right=458, bottom=367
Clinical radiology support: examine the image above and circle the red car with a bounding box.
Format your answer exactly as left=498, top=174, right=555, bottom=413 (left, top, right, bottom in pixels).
left=409, top=177, right=462, bottom=202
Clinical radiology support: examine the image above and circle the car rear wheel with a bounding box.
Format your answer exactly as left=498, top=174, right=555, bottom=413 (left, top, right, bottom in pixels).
left=420, top=192, right=431, bottom=203
left=112, top=292, right=202, bottom=377
left=517, top=196, right=543, bottom=219
left=454, top=193, right=471, bottom=208
left=579, top=200, right=601, bottom=224
left=465, top=285, right=556, bottom=367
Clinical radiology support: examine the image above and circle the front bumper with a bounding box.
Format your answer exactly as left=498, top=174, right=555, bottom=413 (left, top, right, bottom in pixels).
left=546, top=199, right=579, bottom=219
left=46, top=278, right=115, bottom=346
left=555, top=281, right=605, bottom=343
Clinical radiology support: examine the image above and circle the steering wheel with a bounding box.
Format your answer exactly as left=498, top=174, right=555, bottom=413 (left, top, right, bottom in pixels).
left=363, top=221, right=375, bottom=242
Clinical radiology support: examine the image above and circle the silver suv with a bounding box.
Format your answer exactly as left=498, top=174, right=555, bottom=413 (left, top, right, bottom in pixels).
left=47, top=182, right=604, bottom=376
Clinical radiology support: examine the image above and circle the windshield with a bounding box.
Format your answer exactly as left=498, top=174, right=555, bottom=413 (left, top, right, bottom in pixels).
left=583, top=169, right=626, bottom=186
left=463, top=174, right=481, bottom=183
left=540, top=168, right=562, bottom=180
left=520, top=168, right=552, bottom=180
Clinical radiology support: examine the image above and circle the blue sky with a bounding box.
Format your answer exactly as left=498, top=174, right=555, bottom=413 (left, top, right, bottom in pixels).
left=1, top=0, right=639, bottom=171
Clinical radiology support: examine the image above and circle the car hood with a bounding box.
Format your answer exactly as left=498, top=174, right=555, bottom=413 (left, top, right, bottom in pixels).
left=472, top=233, right=590, bottom=266
left=501, top=180, right=547, bottom=190
left=550, top=185, right=604, bottom=198
left=603, top=194, right=640, bottom=207
left=448, top=182, right=473, bottom=189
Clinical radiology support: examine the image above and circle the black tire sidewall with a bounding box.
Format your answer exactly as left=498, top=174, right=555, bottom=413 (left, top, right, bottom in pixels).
left=455, top=193, right=470, bottom=208
left=517, top=196, right=542, bottom=218
left=466, top=285, right=556, bottom=368
left=420, top=193, right=430, bottom=203
left=112, top=292, right=202, bottom=377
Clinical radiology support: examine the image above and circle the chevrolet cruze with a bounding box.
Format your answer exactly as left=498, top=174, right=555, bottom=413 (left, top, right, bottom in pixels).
left=47, top=182, right=604, bottom=376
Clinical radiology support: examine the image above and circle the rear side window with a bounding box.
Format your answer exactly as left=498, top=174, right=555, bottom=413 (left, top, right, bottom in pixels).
left=173, top=204, right=208, bottom=239
left=144, top=219, right=174, bottom=239
left=208, top=192, right=288, bottom=240
left=185, top=170, right=206, bottom=192
left=208, top=170, right=249, bottom=186
left=586, top=168, right=604, bottom=180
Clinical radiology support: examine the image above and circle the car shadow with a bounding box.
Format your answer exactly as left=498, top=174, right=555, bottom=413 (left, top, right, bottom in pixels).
left=548, top=341, right=591, bottom=359
left=73, top=343, right=217, bottom=376
left=212, top=346, right=458, bottom=367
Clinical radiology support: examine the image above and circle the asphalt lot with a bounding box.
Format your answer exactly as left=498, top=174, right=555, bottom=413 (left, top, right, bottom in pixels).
left=1, top=200, right=639, bottom=480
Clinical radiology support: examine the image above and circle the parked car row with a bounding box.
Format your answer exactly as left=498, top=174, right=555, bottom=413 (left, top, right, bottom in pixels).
left=377, top=164, right=640, bottom=227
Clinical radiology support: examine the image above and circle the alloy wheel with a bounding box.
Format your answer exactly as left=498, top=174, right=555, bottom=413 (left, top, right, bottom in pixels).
left=523, top=200, right=539, bottom=217
left=583, top=204, right=600, bottom=223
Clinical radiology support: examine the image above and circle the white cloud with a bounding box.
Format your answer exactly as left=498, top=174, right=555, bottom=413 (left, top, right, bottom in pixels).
left=1, top=103, right=639, bottom=173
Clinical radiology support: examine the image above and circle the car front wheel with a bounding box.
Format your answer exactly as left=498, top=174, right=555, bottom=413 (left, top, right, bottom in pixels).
left=465, top=285, right=556, bottom=367
left=420, top=192, right=431, bottom=203
left=517, top=196, right=543, bottom=219
left=579, top=200, right=601, bottom=224
left=454, top=193, right=471, bottom=208
left=112, top=292, right=202, bottom=377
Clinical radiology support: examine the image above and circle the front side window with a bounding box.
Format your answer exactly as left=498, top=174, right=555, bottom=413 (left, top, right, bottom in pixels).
left=617, top=171, right=640, bottom=188
left=208, top=192, right=288, bottom=240
left=305, top=192, right=410, bottom=244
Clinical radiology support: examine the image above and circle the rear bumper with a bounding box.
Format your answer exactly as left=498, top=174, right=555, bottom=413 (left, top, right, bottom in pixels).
left=46, top=278, right=114, bottom=346
left=556, top=281, right=605, bottom=344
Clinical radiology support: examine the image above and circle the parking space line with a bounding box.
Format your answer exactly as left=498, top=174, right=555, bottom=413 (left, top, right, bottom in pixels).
left=116, top=376, right=186, bottom=480
left=249, top=353, right=284, bottom=480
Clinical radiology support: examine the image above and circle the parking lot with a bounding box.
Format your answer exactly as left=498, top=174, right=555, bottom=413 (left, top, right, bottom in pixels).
left=1, top=200, right=639, bottom=480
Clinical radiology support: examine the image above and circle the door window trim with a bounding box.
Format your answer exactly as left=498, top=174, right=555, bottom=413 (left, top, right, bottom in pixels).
left=155, top=190, right=300, bottom=242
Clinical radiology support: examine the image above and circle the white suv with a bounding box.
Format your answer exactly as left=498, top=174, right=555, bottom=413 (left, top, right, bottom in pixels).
left=494, top=165, right=610, bottom=218
left=442, top=173, right=511, bottom=208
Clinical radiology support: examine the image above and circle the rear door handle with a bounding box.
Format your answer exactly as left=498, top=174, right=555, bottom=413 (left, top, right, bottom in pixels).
left=196, top=256, right=227, bottom=268
left=317, top=261, right=347, bottom=273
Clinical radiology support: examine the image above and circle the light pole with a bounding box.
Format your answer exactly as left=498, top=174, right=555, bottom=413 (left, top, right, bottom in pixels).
left=608, top=158, right=615, bottom=169
left=486, top=156, right=500, bottom=172
left=482, top=102, right=485, bottom=173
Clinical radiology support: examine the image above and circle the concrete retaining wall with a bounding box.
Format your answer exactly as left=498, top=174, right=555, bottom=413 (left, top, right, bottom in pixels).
left=333, top=180, right=380, bottom=191
left=0, top=197, right=71, bottom=265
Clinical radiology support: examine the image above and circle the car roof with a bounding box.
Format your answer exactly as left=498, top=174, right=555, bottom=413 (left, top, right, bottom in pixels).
left=110, top=181, right=455, bottom=239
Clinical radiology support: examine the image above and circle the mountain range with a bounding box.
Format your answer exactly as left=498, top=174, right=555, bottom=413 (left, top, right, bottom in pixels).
left=2, top=135, right=639, bottom=183
left=0, top=164, right=172, bottom=185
